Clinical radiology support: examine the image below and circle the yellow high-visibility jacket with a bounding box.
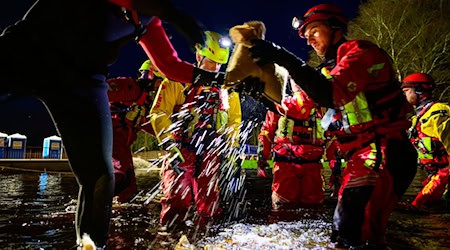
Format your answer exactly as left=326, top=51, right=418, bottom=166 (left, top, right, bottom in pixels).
left=150, top=78, right=242, bottom=147
left=418, top=102, right=450, bottom=155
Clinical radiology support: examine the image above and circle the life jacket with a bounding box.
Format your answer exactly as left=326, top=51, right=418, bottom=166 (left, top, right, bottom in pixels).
left=172, top=84, right=228, bottom=150
left=321, top=41, right=411, bottom=141
left=409, top=100, right=449, bottom=171
left=274, top=100, right=324, bottom=146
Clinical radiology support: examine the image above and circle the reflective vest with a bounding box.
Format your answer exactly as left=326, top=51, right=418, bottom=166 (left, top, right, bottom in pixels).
left=173, top=84, right=228, bottom=148
left=274, top=107, right=324, bottom=146
left=410, top=101, right=449, bottom=170
left=321, top=67, right=373, bottom=135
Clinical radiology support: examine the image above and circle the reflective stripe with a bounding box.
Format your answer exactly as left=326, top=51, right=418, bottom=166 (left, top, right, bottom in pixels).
left=320, top=66, right=373, bottom=134
left=321, top=67, right=333, bottom=79
left=276, top=116, right=295, bottom=140
left=346, top=174, right=378, bottom=188
left=367, top=63, right=385, bottom=74
left=340, top=93, right=373, bottom=134
left=363, top=143, right=383, bottom=170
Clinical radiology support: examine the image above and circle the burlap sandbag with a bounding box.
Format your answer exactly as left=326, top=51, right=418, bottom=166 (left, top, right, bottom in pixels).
left=224, top=21, right=288, bottom=104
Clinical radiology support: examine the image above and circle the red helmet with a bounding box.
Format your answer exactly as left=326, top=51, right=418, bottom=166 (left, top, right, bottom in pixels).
left=401, top=72, right=435, bottom=91
left=292, top=4, right=348, bottom=38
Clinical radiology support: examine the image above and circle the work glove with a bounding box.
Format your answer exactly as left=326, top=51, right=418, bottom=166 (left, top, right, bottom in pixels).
left=161, top=6, right=205, bottom=52
left=257, top=158, right=271, bottom=178
left=161, top=139, right=186, bottom=175
left=249, top=39, right=302, bottom=67
left=234, top=76, right=277, bottom=112
left=249, top=39, right=334, bottom=108
left=192, top=67, right=225, bottom=87
left=234, top=76, right=265, bottom=100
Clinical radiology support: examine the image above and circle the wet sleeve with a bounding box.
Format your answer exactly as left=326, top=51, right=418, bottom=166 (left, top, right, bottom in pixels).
left=150, top=79, right=186, bottom=143
left=420, top=103, right=450, bottom=154
left=138, top=17, right=195, bottom=83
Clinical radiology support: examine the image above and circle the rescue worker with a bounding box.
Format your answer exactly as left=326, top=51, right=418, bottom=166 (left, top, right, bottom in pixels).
left=247, top=3, right=417, bottom=248
left=108, top=60, right=164, bottom=203
left=257, top=81, right=325, bottom=209
left=0, top=0, right=224, bottom=247
left=401, top=72, right=450, bottom=208
left=150, top=31, right=242, bottom=227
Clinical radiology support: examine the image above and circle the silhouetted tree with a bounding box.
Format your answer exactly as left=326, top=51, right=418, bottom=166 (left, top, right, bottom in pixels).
left=347, top=0, right=450, bottom=101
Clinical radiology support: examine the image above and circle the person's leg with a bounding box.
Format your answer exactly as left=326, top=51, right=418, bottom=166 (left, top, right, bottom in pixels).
left=332, top=145, right=378, bottom=248
left=112, top=123, right=138, bottom=202
left=271, top=161, right=302, bottom=210
left=40, top=80, right=114, bottom=247
left=160, top=150, right=196, bottom=226
left=299, top=162, right=325, bottom=205
left=412, top=166, right=449, bottom=208
left=194, top=152, right=221, bottom=224
left=364, top=136, right=417, bottom=246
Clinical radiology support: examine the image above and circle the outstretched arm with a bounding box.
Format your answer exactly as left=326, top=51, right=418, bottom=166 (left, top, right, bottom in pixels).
left=249, top=39, right=334, bottom=108
left=138, top=17, right=194, bottom=83
left=109, top=0, right=205, bottom=51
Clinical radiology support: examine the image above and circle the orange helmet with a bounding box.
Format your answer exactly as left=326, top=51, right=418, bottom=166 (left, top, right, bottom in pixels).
left=401, top=72, right=435, bottom=92
left=292, top=4, right=348, bottom=38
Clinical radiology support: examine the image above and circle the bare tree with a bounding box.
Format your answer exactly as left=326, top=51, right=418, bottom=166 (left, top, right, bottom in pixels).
left=347, top=0, right=450, bottom=101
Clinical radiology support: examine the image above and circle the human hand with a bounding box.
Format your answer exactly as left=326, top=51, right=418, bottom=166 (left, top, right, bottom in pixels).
left=162, top=139, right=186, bottom=175
left=257, top=159, right=271, bottom=178
left=168, top=146, right=187, bottom=175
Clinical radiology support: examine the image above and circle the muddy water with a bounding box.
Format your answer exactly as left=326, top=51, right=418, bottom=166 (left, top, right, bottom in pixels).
left=0, top=168, right=449, bottom=249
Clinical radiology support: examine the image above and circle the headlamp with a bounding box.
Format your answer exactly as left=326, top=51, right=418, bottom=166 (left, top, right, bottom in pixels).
left=291, top=17, right=303, bottom=30
left=219, top=36, right=232, bottom=48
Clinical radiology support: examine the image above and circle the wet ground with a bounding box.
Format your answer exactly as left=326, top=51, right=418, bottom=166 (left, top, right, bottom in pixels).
left=0, top=168, right=449, bottom=249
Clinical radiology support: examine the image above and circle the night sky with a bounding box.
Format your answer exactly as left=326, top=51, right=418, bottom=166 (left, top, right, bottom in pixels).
left=0, top=0, right=361, bottom=146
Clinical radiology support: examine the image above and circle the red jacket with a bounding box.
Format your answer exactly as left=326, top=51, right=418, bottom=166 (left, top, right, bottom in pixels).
left=258, top=91, right=323, bottom=161
left=328, top=40, right=412, bottom=137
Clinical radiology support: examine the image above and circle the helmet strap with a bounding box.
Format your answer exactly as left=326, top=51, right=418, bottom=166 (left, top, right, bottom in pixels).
left=196, top=54, right=206, bottom=67
left=324, top=29, right=346, bottom=61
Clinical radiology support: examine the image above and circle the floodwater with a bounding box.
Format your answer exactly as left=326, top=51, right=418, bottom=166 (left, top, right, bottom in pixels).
left=0, top=168, right=449, bottom=250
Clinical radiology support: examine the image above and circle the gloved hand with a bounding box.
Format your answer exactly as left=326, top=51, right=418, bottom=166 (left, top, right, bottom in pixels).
left=168, top=146, right=187, bottom=175
left=234, top=76, right=265, bottom=100
left=257, top=158, right=271, bottom=178
left=192, top=67, right=225, bottom=86
left=250, top=39, right=334, bottom=108
left=162, top=6, right=205, bottom=52
left=249, top=39, right=303, bottom=67
left=162, top=139, right=186, bottom=175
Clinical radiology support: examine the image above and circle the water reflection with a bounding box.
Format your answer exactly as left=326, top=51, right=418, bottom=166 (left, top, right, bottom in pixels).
left=0, top=168, right=449, bottom=249
left=38, top=173, right=48, bottom=194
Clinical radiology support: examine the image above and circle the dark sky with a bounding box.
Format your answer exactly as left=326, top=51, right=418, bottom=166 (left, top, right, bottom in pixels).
left=0, top=0, right=361, bottom=146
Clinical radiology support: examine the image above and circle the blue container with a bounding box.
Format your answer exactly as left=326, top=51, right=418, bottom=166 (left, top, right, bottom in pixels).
left=7, top=133, right=27, bottom=159
left=42, top=135, right=62, bottom=159
left=244, top=144, right=258, bottom=155
left=0, top=132, right=7, bottom=159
